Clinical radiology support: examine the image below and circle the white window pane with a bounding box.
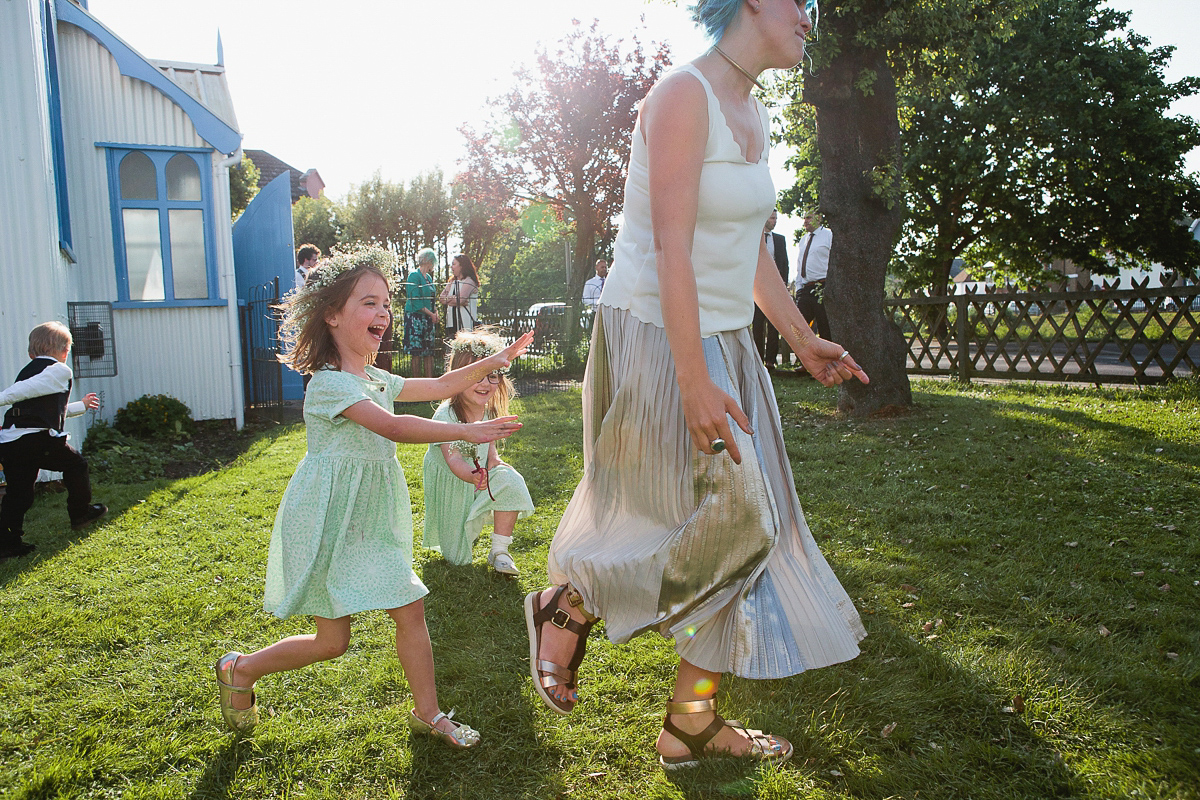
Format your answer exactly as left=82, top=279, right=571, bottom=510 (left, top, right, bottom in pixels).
left=119, top=151, right=157, bottom=200
left=122, top=208, right=164, bottom=300
left=169, top=209, right=207, bottom=299
left=166, top=154, right=202, bottom=201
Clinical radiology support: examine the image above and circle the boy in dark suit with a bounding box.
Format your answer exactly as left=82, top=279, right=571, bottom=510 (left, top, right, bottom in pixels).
left=0, top=321, right=105, bottom=559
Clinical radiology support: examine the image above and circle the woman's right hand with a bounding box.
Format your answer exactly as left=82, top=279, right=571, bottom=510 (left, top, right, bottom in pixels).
left=462, top=415, right=522, bottom=443
left=679, top=378, right=753, bottom=464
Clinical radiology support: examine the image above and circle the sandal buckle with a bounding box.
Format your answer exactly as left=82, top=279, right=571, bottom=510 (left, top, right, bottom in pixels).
left=551, top=608, right=572, bottom=629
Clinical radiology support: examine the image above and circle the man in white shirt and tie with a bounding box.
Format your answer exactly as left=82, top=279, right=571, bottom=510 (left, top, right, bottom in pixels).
left=752, top=210, right=791, bottom=371
left=582, top=259, right=608, bottom=307
left=795, top=212, right=832, bottom=348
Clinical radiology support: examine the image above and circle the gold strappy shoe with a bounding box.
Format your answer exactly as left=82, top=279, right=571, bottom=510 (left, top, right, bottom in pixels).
left=408, top=709, right=481, bottom=750
left=524, top=585, right=598, bottom=714
left=214, top=651, right=258, bottom=734
left=658, top=695, right=793, bottom=770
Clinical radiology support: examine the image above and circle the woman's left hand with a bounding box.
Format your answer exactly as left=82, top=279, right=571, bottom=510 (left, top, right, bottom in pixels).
left=797, top=338, right=870, bottom=387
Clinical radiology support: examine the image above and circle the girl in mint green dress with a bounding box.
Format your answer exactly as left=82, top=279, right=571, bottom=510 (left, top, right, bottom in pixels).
left=423, top=330, right=534, bottom=575
left=212, top=246, right=533, bottom=751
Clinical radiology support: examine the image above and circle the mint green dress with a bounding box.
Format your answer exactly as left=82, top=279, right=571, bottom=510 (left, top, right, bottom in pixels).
left=421, top=402, right=534, bottom=565
left=264, top=366, right=428, bottom=619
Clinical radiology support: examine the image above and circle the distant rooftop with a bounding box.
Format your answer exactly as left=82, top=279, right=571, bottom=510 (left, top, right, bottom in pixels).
left=244, top=149, right=324, bottom=203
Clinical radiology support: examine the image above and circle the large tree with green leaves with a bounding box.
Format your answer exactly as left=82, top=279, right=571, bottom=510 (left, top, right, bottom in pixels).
left=228, top=155, right=260, bottom=220
left=896, top=0, right=1200, bottom=292
left=338, top=170, right=454, bottom=272
left=292, top=194, right=339, bottom=255
left=778, top=1, right=1032, bottom=414
left=460, top=20, right=670, bottom=304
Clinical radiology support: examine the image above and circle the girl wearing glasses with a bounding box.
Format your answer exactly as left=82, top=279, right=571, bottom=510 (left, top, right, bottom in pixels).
left=422, top=328, right=534, bottom=576
left=525, top=0, right=868, bottom=769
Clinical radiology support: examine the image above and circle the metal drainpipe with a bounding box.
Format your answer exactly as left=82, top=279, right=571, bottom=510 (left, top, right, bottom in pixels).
left=215, top=145, right=245, bottom=430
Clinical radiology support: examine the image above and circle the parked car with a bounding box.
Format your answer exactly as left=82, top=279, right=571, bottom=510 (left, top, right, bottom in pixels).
left=527, top=302, right=594, bottom=351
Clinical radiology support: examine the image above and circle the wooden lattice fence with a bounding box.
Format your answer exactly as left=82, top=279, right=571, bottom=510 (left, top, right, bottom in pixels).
left=886, top=279, right=1200, bottom=385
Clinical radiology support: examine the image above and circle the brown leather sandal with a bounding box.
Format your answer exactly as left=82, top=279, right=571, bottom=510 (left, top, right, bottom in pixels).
left=658, top=696, right=793, bottom=770
left=524, top=584, right=597, bottom=715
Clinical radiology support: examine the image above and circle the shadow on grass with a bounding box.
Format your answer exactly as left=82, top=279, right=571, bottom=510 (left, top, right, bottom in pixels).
left=0, top=421, right=300, bottom=589
left=187, top=737, right=256, bottom=800
left=772, top=378, right=1199, bottom=794
left=397, top=557, right=573, bottom=799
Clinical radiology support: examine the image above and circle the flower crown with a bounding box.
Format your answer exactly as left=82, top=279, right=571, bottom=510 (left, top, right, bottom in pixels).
left=282, top=245, right=399, bottom=340
left=304, top=245, right=398, bottom=295
left=449, top=333, right=509, bottom=373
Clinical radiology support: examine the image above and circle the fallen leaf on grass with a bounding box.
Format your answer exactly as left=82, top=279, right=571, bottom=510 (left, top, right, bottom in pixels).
left=1066, top=541, right=1078, bottom=547
left=1166, top=652, right=1179, bottom=660
left=902, top=602, right=915, bottom=608
left=881, top=722, right=897, bottom=738
left=829, top=769, right=844, bottom=777
left=1132, top=571, right=1145, bottom=577
left=1050, top=645, right=1065, bottom=656
left=900, top=584, right=921, bottom=593
left=1099, top=625, right=1111, bottom=637
left=1160, top=583, right=1171, bottom=592
left=1013, top=695, right=1025, bottom=713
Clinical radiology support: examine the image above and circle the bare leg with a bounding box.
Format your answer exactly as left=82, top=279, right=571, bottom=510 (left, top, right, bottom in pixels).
left=529, top=585, right=591, bottom=705
left=386, top=599, right=457, bottom=736
left=492, top=511, right=517, bottom=539
left=227, top=616, right=352, bottom=710
left=655, top=660, right=763, bottom=759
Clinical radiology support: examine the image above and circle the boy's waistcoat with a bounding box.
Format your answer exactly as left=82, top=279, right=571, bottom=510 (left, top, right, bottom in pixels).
left=2, top=358, right=70, bottom=432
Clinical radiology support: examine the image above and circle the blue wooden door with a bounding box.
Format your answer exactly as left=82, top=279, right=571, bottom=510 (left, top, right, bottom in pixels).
left=233, top=173, right=303, bottom=401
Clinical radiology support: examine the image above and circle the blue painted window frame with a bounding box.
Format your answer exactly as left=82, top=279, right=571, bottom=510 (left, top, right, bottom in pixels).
left=42, top=0, right=74, bottom=261
left=103, top=145, right=224, bottom=308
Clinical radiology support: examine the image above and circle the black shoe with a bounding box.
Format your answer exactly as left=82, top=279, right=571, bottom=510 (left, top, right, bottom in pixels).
left=0, top=542, right=36, bottom=560
left=71, top=504, right=108, bottom=530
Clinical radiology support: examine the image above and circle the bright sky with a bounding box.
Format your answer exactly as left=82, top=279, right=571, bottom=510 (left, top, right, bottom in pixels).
left=87, top=0, right=1199, bottom=272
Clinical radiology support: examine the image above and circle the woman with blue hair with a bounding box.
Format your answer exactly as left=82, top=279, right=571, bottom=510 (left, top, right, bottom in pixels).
left=526, top=0, right=867, bottom=770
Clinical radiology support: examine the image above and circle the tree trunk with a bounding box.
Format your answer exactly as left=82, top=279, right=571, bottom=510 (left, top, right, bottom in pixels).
left=807, top=12, right=912, bottom=416
left=563, top=212, right=598, bottom=371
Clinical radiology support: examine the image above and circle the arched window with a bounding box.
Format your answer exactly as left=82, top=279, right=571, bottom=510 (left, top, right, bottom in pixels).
left=108, top=148, right=217, bottom=305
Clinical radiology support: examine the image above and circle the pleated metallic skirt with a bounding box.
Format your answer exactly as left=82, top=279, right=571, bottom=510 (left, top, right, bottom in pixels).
left=548, top=306, right=866, bottom=679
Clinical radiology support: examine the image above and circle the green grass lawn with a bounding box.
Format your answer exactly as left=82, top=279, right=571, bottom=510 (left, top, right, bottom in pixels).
left=1, top=378, right=1197, bottom=799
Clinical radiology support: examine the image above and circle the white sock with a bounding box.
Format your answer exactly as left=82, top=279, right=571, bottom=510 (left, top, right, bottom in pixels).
left=490, top=533, right=511, bottom=555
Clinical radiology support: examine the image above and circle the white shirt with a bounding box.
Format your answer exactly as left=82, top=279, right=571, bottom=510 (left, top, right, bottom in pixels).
left=295, top=266, right=309, bottom=292
left=0, top=358, right=86, bottom=443
left=601, top=64, right=776, bottom=337
left=582, top=275, right=606, bottom=307
left=797, top=226, right=832, bottom=284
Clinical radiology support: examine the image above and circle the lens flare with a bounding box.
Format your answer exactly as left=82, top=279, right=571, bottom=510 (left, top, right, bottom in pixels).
left=693, top=678, right=715, bottom=695
left=683, top=626, right=697, bottom=639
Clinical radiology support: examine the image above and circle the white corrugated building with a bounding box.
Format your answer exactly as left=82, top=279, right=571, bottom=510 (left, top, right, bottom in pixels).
left=1, top=0, right=248, bottom=445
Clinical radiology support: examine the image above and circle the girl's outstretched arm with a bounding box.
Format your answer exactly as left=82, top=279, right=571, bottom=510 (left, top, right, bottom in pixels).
left=396, top=330, right=534, bottom=403
left=341, top=401, right=521, bottom=445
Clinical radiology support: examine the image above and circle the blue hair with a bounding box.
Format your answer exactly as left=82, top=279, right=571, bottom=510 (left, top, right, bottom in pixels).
left=690, top=0, right=820, bottom=42
left=689, top=0, right=741, bottom=42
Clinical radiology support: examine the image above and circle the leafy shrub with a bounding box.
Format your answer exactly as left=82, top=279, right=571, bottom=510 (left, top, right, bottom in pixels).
left=114, top=394, right=194, bottom=440
left=84, top=420, right=168, bottom=483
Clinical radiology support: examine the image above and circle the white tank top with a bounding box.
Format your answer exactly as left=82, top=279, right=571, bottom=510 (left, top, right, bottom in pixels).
left=599, top=63, right=776, bottom=337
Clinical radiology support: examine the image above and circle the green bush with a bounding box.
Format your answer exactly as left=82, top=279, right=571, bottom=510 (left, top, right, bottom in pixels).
left=83, top=419, right=168, bottom=483
left=113, top=394, right=194, bottom=440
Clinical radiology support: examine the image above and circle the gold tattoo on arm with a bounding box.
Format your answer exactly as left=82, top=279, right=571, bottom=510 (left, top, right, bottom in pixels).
left=466, top=364, right=491, bottom=383
left=789, top=323, right=818, bottom=349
